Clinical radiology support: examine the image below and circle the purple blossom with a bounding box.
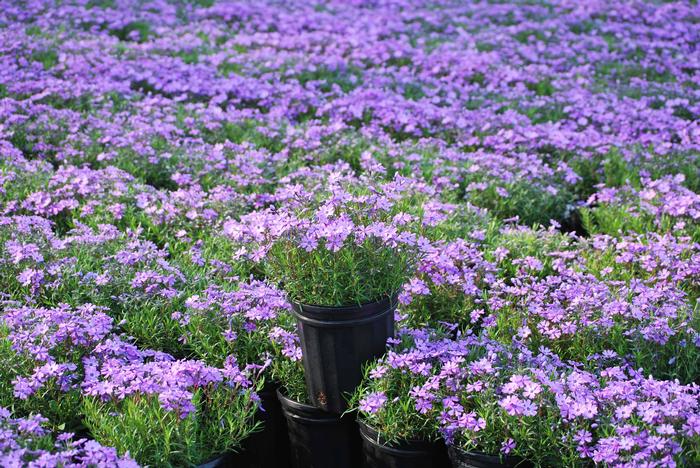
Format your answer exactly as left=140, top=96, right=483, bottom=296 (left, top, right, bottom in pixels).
left=0, top=409, right=138, bottom=466
left=359, top=392, right=388, bottom=414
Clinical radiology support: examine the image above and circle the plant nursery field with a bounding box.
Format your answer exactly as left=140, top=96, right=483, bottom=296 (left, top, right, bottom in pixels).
left=0, top=0, right=699, bottom=467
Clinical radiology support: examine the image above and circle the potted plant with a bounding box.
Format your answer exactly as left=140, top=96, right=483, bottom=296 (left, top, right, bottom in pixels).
left=0, top=303, right=117, bottom=432
left=182, top=279, right=296, bottom=467
left=432, top=337, right=575, bottom=468
left=269, top=327, right=361, bottom=468
left=547, top=361, right=700, bottom=468
left=0, top=409, right=137, bottom=466
left=81, top=345, right=260, bottom=467
left=225, top=178, right=424, bottom=412
left=398, top=239, right=496, bottom=334
left=351, top=328, right=453, bottom=468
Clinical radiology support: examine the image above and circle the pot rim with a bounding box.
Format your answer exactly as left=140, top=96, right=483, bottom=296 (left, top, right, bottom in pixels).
left=196, top=452, right=232, bottom=468
left=447, top=445, right=527, bottom=466
left=289, top=292, right=398, bottom=324
left=277, top=388, right=341, bottom=421
left=358, top=419, right=435, bottom=453
left=289, top=291, right=398, bottom=311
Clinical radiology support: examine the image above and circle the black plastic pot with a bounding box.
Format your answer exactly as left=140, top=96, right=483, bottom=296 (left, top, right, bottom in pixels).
left=196, top=452, right=235, bottom=468
left=447, top=446, right=530, bottom=468
left=230, top=384, right=290, bottom=468
left=277, top=389, right=361, bottom=468
left=359, top=420, right=450, bottom=468
left=290, top=294, right=396, bottom=413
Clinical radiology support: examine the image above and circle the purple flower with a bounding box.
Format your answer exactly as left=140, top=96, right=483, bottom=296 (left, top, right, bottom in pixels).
left=359, top=392, right=388, bottom=414
left=501, top=438, right=516, bottom=454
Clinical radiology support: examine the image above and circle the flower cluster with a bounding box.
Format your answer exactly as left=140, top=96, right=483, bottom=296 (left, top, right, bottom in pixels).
left=0, top=303, right=116, bottom=425
left=81, top=351, right=260, bottom=466
left=586, top=174, right=700, bottom=238
left=224, top=178, right=428, bottom=305
left=0, top=408, right=138, bottom=467
left=589, top=175, right=700, bottom=222
left=399, top=238, right=496, bottom=329
left=357, top=332, right=700, bottom=467
left=183, top=279, right=295, bottom=372
left=83, top=354, right=250, bottom=418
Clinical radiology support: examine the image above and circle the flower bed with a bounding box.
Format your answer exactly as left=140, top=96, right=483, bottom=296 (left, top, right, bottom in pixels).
left=0, top=0, right=699, bottom=466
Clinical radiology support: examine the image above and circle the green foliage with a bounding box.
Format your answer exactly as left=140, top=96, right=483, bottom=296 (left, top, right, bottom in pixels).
left=185, top=292, right=296, bottom=369
left=111, top=21, right=152, bottom=42
left=351, top=333, right=445, bottom=444
left=476, top=42, right=496, bottom=52
left=203, top=120, right=285, bottom=153
left=513, top=29, right=546, bottom=44
left=31, top=49, right=59, bottom=70
left=424, top=206, right=499, bottom=243
left=523, top=103, right=568, bottom=123
left=0, top=332, right=83, bottom=432
left=581, top=203, right=698, bottom=242
left=269, top=351, right=307, bottom=404
left=217, top=60, right=243, bottom=76
left=83, top=387, right=259, bottom=467
left=401, top=82, right=427, bottom=101
left=596, top=62, right=675, bottom=85
left=402, top=289, right=481, bottom=332
left=486, top=225, right=573, bottom=279
left=25, top=25, right=42, bottom=36
left=526, top=78, right=555, bottom=97
left=464, top=179, right=573, bottom=227
left=267, top=236, right=412, bottom=306
left=580, top=205, right=652, bottom=237
left=295, top=66, right=363, bottom=94
left=86, top=0, right=116, bottom=8
left=174, top=235, right=263, bottom=284
left=117, top=296, right=190, bottom=357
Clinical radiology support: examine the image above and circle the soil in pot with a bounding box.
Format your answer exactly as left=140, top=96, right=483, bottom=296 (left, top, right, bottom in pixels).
left=358, top=420, right=450, bottom=468
left=290, top=294, right=396, bottom=413
left=447, top=445, right=531, bottom=468
left=277, top=389, right=361, bottom=468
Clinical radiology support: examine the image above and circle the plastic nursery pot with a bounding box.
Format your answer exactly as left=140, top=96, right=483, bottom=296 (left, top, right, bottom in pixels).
left=358, top=420, right=450, bottom=468
left=277, top=389, right=361, bottom=468
left=447, top=445, right=531, bottom=468
left=196, top=452, right=236, bottom=468
left=290, top=294, right=397, bottom=413
left=232, top=383, right=290, bottom=468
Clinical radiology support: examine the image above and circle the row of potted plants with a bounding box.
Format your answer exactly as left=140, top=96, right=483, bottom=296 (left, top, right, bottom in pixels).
left=236, top=323, right=700, bottom=468
left=1, top=171, right=698, bottom=466
left=212, top=181, right=699, bottom=467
